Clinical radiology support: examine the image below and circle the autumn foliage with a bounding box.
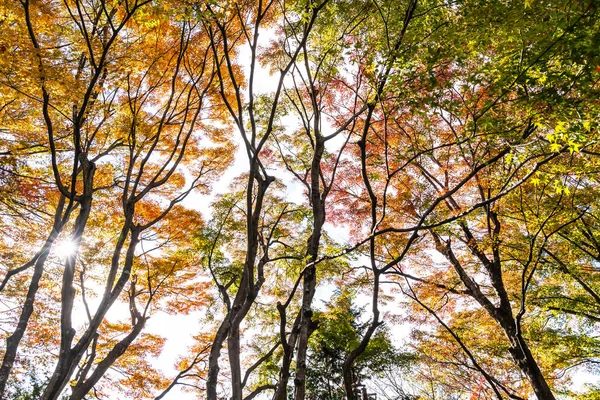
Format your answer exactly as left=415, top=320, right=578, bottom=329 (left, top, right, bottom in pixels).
left=0, top=0, right=599, bottom=399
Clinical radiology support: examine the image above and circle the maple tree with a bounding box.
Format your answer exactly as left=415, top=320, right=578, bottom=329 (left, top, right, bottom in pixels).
left=1, top=0, right=599, bottom=399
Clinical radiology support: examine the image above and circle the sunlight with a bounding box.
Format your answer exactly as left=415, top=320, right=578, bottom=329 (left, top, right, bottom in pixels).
left=55, top=239, right=78, bottom=258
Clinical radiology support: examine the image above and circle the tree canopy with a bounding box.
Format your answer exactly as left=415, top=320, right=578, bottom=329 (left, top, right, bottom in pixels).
left=0, top=0, right=599, bottom=399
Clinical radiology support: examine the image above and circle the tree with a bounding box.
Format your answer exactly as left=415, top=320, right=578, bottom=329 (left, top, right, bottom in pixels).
left=306, top=290, right=413, bottom=400
left=1, top=0, right=599, bottom=399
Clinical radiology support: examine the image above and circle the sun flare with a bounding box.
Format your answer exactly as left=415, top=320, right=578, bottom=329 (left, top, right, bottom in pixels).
left=55, top=239, right=78, bottom=258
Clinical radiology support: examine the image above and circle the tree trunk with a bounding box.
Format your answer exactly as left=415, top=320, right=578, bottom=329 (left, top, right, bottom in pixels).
left=0, top=228, right=61, bottom=396
left=272, top=306, right=301, bottom=400
left=292, top=264, right=317, bottom=400
left=293, top=136, right=325, bottom=400
left=43, top=158, right=98, bottom=400
left=500, top=317, right=556, bottom=400
left=228, top=310, right=244, bottom=400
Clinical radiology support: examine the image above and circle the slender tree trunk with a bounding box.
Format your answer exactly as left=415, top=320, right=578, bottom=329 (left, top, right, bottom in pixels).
left=229, top=246, right=269, bottom=399
left=0, top=229, right=62, bottom=396
left=228, top=283, right=248, bottom=400
left=206, top=211, right=254, bottom=400
left=207, top=319, right=231, bottom=400
left=293, top=264, right=317, bottom=400
left=342, top=96, right=381, bottom=400
left=207, top=281, right=252, bottom=400
left=509, top=342, right=555, bottom=400
left=228, top=329, right=243, bottom=400
left=43, top=158, right=96, bottom=400
left=272, top=309, right=300, bottom=400
left=293, top=136, right=325, bottom=400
